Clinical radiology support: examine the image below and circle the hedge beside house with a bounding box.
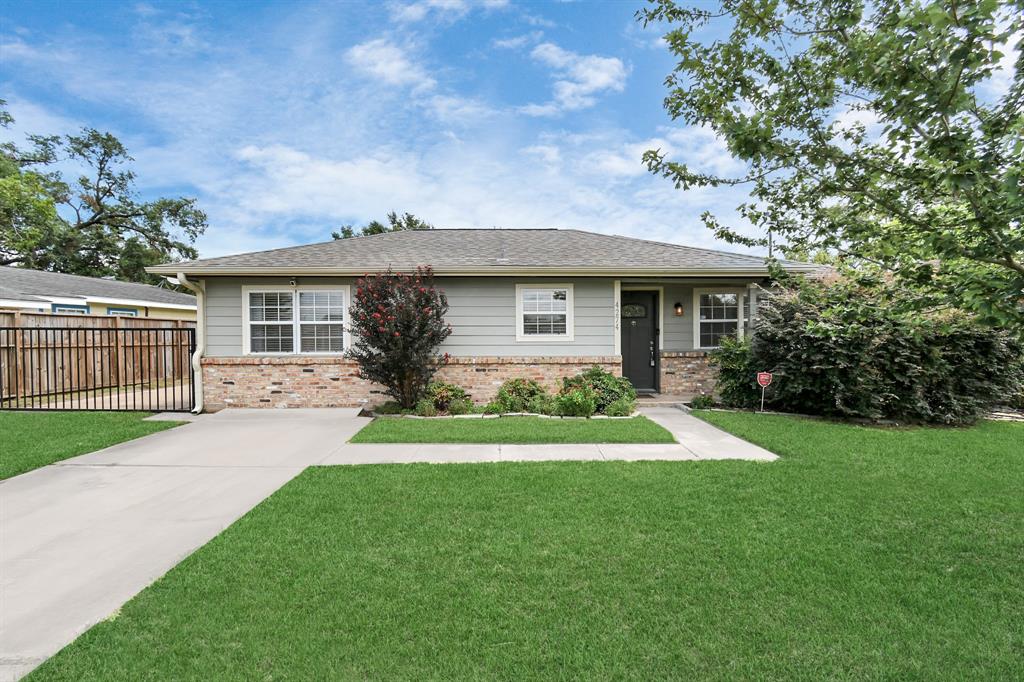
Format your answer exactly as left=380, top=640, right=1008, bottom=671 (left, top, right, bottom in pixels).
left=712, top=277, right=1023, bottom=425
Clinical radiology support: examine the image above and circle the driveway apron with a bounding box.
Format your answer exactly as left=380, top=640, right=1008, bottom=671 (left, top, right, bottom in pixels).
left=0, top=409, right=365, bottom=681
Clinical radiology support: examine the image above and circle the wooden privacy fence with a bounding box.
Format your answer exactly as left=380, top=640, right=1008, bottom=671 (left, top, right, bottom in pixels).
left=0, top=313, right=196, bottom=412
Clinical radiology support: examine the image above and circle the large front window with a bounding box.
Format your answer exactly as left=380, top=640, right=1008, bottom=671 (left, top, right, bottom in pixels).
left=516, top=284, right=574, bottom=341
left=696, top=290, right=743, bottom=348
left=245, top=288, right=347, bottom=354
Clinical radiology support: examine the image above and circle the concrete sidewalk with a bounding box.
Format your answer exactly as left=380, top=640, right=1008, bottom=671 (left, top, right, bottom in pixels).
left=0, top=409, right=364, bottom=681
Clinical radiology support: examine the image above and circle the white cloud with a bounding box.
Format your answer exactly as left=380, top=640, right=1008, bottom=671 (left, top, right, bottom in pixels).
left=492, top=31, right=542, bottom=49
left=2, top=7, right=766, bottom=259
left=520, top=42, right=629, bottom=116
left=425, top=94, right=496, bottom=122
left=389, top=0, right=509, bottom=24
left=522, top=144, right=561, bottom=164
left=345, top=38, right=437, bottom=90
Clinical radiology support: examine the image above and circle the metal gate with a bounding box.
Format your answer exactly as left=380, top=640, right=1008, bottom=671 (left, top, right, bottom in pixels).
left=0, top=327, right=195, bottom=412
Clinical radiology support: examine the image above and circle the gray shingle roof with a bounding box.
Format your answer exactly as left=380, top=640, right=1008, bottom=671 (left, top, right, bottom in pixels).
left=149, top=228, right=818, bottom=275
left=0, top=267, right=196, bottom=306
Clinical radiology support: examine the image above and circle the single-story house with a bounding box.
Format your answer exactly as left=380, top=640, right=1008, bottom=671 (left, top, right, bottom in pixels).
left=147, top=228, right=819, bottom=410
left=0, top=266, right=197, bottom=320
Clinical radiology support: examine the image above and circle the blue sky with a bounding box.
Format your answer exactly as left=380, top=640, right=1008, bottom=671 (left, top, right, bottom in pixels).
left=1, top=0, right=756, bottom=258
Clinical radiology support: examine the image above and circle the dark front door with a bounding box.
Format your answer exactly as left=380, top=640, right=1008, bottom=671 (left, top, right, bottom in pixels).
left=621, top=291, right=658, bottom=392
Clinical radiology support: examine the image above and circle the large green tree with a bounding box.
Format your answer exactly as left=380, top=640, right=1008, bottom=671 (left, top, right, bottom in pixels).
left=0, top=102, right=206, bottom=284
left=639, top=0, right=1024, bottom=327
left=332, top=211, right=433, bottom=240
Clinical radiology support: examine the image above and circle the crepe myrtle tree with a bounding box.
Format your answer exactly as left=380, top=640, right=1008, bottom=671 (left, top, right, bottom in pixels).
left=347, top=266, right=453, bottom=409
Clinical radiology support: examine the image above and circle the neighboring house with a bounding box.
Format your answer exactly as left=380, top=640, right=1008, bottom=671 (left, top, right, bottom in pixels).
left=0, top=266, right=197, bottom=320
left=147, top=228, right=819, bottom=410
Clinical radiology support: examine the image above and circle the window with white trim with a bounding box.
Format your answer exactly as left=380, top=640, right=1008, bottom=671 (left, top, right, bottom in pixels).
left=697, top=292, right=741, bottom=348
left=516, top=284, right=573, bottom=340
left=246, top=288, right=347, bottom=354
left=298, top=291, right=344, bottom=353
left=53, top=305, right=88, bottom=315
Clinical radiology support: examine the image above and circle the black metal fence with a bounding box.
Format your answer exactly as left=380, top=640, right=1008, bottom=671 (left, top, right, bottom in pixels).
left=0, top=327, right=195, bottom=412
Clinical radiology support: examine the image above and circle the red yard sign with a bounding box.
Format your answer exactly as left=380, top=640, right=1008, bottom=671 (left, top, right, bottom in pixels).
left=757, top=372, right=773, bottom=412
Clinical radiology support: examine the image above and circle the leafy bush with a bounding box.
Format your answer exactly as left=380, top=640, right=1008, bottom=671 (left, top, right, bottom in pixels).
left=347, top=266, right=452, bottom=409
left=707, top=337, right=759, bottom=408
left=413, top=398, right=438, bottom=417
left=423, top=381, right=469, bottom=412
left=483, top=401, right=503, bottom=415
left=495, top=378, right=547, bottom=412
left=604, top=396, right=636, bottom=417
left=561, top=366, right=636, bottom=414
left=555, top=384, right=597, bottom=417
left=446, top=398, right=473, bottom=416
left=711, top=276, right=1023, bottom=424
left=526, top=393, right=556, bottom=416
left=689, top=394, right=715, bottom=410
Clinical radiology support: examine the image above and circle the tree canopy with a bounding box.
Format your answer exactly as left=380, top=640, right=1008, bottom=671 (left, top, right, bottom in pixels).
left=639, top=0, right=1024, bottom=328
left=0, top=101, right=206, bottom=284
left=332, top=211, right=433, bottom=240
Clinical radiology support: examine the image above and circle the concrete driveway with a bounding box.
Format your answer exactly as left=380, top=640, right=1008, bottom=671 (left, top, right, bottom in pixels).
left=0, top=409, right=365, bottom=681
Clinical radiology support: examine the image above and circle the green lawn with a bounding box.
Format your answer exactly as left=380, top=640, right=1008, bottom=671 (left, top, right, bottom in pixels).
left=0, top=411, right=183, bottom=479
left=350, top=415, right=676, bottom=443
left=30, top=414, right=1024, bottom=680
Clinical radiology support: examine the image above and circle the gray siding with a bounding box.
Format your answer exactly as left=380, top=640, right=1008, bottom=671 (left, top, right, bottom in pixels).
left=203, top=276, right=614, bottom=357
left=203, top=275, right=760, bottom=358
left=442, top=277, right=614, bottom=356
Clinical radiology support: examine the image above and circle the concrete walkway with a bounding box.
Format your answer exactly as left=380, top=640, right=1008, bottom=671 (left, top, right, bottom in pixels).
left=0, top=409, right=364, bottom=681
left=318, top=408, right=776, bottom=465
left=638, top=407, right=778, bottom=461
left=0, top=406, right=774, bottom=680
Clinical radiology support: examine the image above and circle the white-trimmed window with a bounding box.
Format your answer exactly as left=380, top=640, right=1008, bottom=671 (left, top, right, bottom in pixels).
left=516, top=284, right=574, bottom=341
left=243, top=286, right=349, bottom=354
left=694, top=288, right=745, bottom=349
left=53, top=305, right=88, bottom=315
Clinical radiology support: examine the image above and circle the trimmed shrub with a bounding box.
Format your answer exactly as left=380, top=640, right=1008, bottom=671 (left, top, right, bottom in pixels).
left=495, top=378, right=547, bottom=412
left=423, top=381, right=470, bottom=412
left=689, top=393, right=715, bottom=410
left=413, top=398, right=438, bottom=417
left=526, top=393, right=556, bottom=416
left=446, top=398, right=473, bottom=416
left=604, top=396, right=636, bottom=417
left=561, top=365, right=637, bottom=415
left=483, top=401, right=503, bottom=415
left=711, top=276, right=1022, bottom=424
left=556, top=384, right=598, bottom=417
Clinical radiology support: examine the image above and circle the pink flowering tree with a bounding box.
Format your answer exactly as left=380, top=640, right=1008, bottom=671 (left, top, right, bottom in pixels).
left=347, top=266, right=452, bottom=408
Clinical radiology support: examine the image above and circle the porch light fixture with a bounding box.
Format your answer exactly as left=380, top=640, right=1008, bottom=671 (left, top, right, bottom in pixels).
left=674, top=301, right=684, bottom=316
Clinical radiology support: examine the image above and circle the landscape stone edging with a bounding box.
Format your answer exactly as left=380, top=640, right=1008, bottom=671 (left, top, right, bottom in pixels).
left=367, top=411, right=642, bottom=420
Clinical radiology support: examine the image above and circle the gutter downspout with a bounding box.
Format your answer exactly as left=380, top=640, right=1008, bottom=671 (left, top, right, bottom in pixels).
left=176, top=273, right=206, bottom=414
